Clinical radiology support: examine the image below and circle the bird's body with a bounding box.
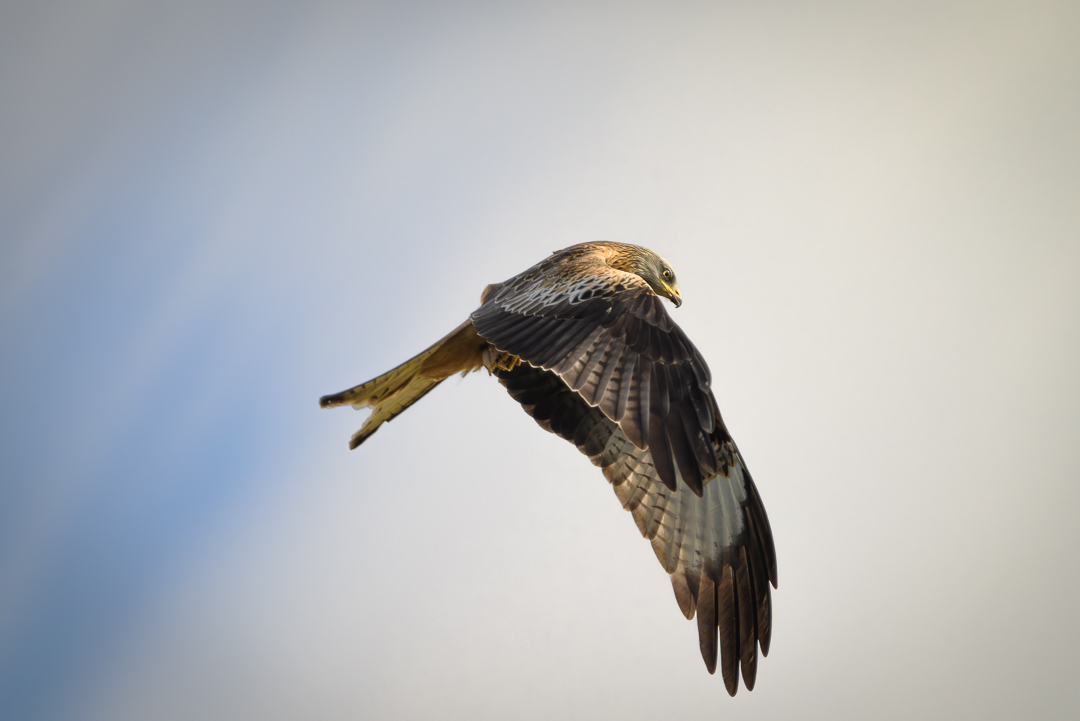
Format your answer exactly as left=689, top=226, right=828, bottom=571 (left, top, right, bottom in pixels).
left=320, top=241, right=776, bottom=695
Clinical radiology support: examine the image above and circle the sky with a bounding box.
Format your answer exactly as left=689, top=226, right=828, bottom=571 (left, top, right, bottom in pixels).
left=1, top=1, right=1078, bottom=719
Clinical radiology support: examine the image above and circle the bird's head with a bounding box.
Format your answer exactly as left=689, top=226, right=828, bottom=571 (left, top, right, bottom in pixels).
left=638, top=250, right=682, bottom=308
left=593, top=241, right=683, bottom=307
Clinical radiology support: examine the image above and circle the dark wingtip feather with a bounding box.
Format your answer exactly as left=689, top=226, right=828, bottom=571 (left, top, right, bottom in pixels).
left=717, top=565, right=740, bottom=697
left=744, top=475, right=778, bottom=588
left=759, top=584, right=772, bottom=657
left=735, top=553, right=758, bottom=690
left=697, top=573, right=718, bottom=675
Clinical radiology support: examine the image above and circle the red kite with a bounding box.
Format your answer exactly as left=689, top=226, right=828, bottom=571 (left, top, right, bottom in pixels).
left=321, top=242, right=776, bottom=695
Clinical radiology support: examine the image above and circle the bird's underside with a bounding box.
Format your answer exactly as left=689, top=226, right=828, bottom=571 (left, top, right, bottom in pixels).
left=320, top=242, right=777, bottom=695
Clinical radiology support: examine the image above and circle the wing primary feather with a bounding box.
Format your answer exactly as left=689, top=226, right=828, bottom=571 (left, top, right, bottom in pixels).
left=717, top=564, right=740, bottom=697
left=671, top=570, right=695, bottom=620
left=684, top=564, right=702, bottom=619
left=735, top=550, right=758, bottom=690
left=743, top=513, right=772, bottom=654
left=745, top=513, right=773, bottom=657
left=745, top=478, right=778, bottom=587
left=697, top=571, right=718, bottom=675
left=760, top=585, right=773, bottom=657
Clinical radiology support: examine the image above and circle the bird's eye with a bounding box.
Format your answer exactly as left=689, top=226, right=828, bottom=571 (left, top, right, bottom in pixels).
left=662, top=269, right=672, bottom=281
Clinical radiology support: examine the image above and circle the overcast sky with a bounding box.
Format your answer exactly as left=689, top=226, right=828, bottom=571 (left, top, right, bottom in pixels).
left=2, top=1, right=1078, bottom=720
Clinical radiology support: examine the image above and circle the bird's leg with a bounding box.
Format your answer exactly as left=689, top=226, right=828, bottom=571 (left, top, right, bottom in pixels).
left=492, top=351, right=521, bottom=372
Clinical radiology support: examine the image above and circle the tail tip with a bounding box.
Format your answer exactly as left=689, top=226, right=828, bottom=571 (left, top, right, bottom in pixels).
left=349, top=431, right=373, bottom=450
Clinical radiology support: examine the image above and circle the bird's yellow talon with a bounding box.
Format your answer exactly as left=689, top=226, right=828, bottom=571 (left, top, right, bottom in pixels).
left=494, top=352, right=520, bottom=371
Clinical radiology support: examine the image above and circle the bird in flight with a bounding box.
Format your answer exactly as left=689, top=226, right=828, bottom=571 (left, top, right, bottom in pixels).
left=320, top=242, right=776, bottom=695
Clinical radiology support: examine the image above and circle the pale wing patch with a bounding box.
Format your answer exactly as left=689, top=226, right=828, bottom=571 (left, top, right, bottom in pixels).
left=598, top=431, right=748, bottom=604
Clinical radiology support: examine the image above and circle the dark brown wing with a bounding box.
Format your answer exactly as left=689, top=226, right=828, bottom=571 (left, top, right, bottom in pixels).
left=471, top=251, right=717, bottom=496
left=495, top=362, right=777, bottom=695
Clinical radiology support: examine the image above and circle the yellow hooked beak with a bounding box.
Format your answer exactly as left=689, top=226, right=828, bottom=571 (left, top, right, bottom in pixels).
left=663, top=281, right=682, bottom=307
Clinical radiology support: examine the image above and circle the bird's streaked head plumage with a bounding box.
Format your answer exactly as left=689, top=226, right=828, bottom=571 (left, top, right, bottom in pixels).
left=601, top=242, right=683, bottom=307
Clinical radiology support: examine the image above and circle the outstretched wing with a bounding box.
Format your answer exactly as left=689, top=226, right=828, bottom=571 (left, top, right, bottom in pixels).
left=495, top=363, right=777, bottom=695
left=471, top=250, right=717, bottom=496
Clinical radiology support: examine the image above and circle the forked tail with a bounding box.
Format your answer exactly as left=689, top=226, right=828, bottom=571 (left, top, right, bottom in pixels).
left=320, top=320, right=488, bottom=448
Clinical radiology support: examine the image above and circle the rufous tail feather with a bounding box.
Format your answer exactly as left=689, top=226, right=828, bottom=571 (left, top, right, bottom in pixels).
left=319, top=320, right=488, bottom=448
